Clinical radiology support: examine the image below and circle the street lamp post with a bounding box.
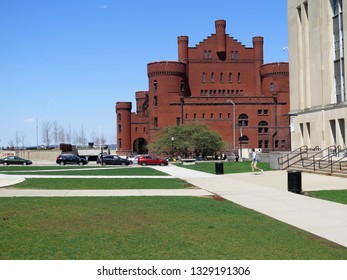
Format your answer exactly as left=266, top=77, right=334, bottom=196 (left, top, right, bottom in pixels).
left=227, top=100, right=236, bottom=153
left=171, top=137, right=175, bottom=158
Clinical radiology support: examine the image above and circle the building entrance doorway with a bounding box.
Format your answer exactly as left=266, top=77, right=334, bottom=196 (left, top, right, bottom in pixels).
left=133, top=138, right=148, bottom=154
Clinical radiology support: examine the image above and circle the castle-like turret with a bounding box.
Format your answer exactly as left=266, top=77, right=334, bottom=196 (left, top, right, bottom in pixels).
left=115, top=102, right=132, bottom=153
left=260, top=62, right=289, bottom=96
left=178, top=35, right=189, bottom=78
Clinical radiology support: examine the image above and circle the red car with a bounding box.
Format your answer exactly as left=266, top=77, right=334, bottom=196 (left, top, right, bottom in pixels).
left=137, top=155, right=168, bottom=166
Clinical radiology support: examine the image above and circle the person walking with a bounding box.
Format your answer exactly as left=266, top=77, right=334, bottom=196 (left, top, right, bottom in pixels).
left=251, top=148, right=263, bottom=174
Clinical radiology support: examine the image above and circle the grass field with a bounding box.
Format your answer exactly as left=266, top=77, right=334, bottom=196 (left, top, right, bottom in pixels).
left=1, top=162, right=347, bottom=259
left=176, top=161, right=271, bottom=174
left=1, top=196, right=346, bottom=260
left=306, top=190, right=347, bottom=205
left=0, top=166, right=168, bottom=176
left=11, top=178, right=190, bottom=189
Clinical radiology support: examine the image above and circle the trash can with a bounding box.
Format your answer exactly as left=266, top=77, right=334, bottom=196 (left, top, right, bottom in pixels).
left=287, top=170, right=302, bottom=194
left=215, top=162, right=224, bottom=175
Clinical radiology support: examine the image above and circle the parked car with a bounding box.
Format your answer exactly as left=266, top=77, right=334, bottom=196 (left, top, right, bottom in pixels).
left=98, top=155, right=132, bottom=166
left=128, top=155, right=140, bottom=165
left=137, top=155, right=168, bottom=166
left=0, top=156, right=32, bottom=166
left=56, top=154, right=88, bottom=166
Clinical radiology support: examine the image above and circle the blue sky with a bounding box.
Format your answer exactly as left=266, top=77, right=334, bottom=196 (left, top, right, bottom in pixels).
left=0, top=0, right=288, bottom=148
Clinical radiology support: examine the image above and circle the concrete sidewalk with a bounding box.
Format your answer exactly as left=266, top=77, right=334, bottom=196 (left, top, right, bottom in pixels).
left=152, top=165, right=347, bottom=248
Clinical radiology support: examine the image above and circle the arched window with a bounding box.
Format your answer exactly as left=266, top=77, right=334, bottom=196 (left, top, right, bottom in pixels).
left=118, top=113, right=121, bottom=121
left=211, top=72, right=215, bottom=83
left=208, top=50, right=212, bottom=59
left=153, top=80, right=158, bottom=91
left=203, top=50, right=207, bottom=60
left=220, top=72, right=223, bottom=83
left=239, top=135, right=249, bottom=144
left=229, top=72, right=232, bottom=83
left=202, top=72, right=206, bottom=83
left=238, top=114, right=249, bottom=126
left=258, top=121, right=269, bottom=134
left=238, top=72, right=241, bottom=83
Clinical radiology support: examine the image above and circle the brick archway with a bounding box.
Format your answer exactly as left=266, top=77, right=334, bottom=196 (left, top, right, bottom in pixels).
left=133, top=138, right=148, bottom=154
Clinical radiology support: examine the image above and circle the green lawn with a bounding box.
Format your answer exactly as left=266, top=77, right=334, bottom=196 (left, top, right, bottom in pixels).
left=176, top=161, right=271, bottom=174
left=12, top=178, right=190, bottom=189
left=0, top=165, right=97, bottom=172
left=305, top=190, right=347, bottom=205
left=0, top=166, right=168, bottom=176
left=1, top=196, right=346, bottom=260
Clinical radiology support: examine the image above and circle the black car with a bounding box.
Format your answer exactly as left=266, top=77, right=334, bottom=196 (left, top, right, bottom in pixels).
left=0, top=156, right=32, bottom=166
left=56, top=154, right=88, bottom=166
left=98, top=155, right=132, bottom=166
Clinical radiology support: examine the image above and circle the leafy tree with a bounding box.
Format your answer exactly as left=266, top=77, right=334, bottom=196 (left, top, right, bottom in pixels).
left=149, top=124, right=226, bottom=157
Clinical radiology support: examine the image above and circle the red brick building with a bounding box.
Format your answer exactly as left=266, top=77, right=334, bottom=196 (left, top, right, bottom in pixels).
left=116, top=20, right=290, bottom=156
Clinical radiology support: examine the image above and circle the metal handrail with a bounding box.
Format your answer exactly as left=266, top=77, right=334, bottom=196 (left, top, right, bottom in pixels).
left=321, top=148, right=347, bottom=173
left=278, top=145, right=308, bottom=169
left=303, top=145, right=336, bottom=171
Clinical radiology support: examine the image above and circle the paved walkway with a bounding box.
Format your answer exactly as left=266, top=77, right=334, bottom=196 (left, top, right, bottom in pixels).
left=151, top=165, right=347, bottom=248
left=1, top=165, right=347, bottom=248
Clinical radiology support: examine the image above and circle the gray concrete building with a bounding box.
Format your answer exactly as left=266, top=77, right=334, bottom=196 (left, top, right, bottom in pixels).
left=288, top=0, right=347, bottom=150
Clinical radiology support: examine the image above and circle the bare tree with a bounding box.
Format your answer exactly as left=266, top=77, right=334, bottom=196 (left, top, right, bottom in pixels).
left=78, top=126, right=87, bottom=147
left=21, top=132, right=25, bottom=148
left=58, top=126, right=65, bottom=144
left=41, top=121, right=53, bottom=148
left=15, top=131, right=20, bottom=149
left=52, top=121, right=59, bottom=147
left=66, top=126, right=71, bottom=144
left=96, top=133, right=106, bottom=147
left=8, top=139, right=15, bottom=149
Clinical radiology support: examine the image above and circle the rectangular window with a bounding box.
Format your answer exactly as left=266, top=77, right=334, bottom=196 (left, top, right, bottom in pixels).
left=176, top=117, right=181, bottom=126
left=154, top=96, right=158, bottom=106
left=154, top=117, right=158, bottom=128
left=258, top=140, right=263, bottom=149
left=332, top=0, right=345, bottom=103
